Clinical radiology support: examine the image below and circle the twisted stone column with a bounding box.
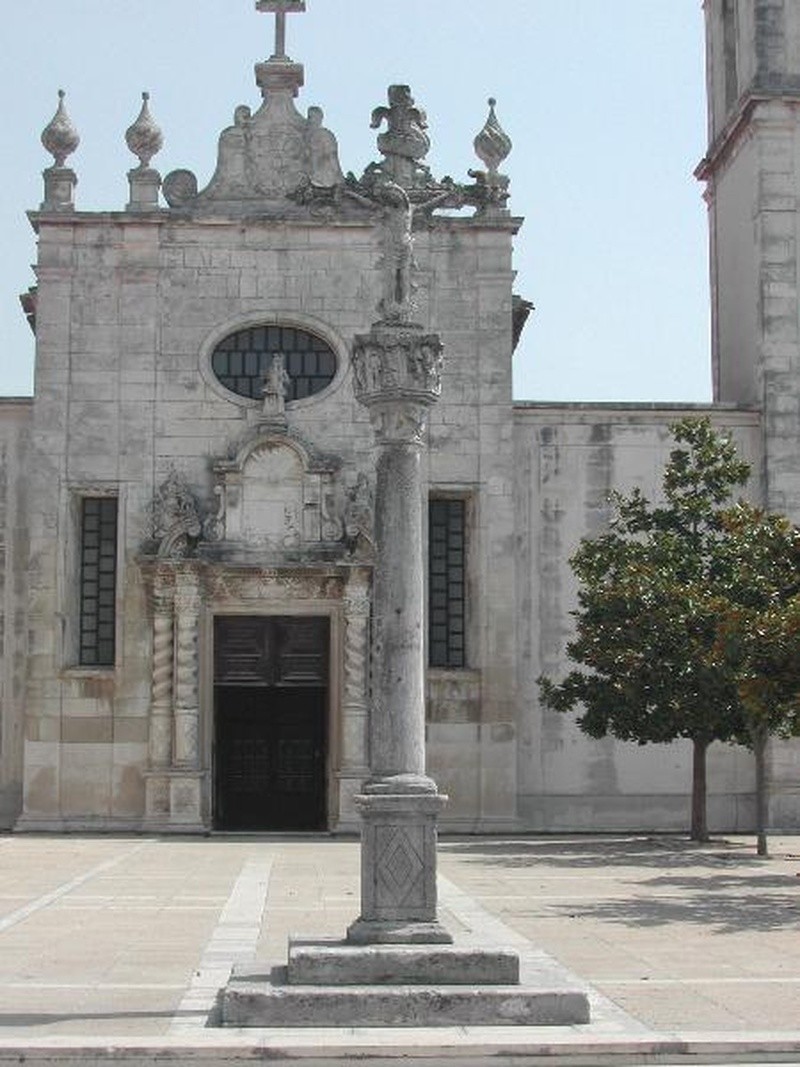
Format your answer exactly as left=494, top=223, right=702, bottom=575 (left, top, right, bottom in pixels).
left=145, top=569, right=175, bottom=823
left=348, top=323, right=450, bottom=945
left=173, top=567, right=201, bottom=768
left=149, top=575, right=174, bottom=770
left=341, top=570, right=371, bottom=773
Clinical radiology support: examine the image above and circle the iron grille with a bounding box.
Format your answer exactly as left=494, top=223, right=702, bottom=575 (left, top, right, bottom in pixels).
left=211, top=325, right=337, bottom=401
left=79, top=497, right=118, bottom=667
left=428, top=498, right=466, bottom=668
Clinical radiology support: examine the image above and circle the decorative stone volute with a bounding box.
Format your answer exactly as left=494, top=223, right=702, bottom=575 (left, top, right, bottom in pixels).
left=40, top=90, right=79, bottom=211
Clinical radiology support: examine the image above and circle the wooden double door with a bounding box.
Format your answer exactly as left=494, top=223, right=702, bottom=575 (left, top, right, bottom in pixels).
left=213, top=616, right=329, bottom=831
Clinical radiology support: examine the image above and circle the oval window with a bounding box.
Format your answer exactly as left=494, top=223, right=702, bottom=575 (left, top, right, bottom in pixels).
left=210, top=324, right=337, bottom=402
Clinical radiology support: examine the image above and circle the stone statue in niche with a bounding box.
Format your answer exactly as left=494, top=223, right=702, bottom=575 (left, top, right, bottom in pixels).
left=344, top=472, right=375, bottom=557
left=262, top=353, right=291, bottom=418
left=149, top=469, right=203, bottom=559
left=321, top=476, right=346, bottom=542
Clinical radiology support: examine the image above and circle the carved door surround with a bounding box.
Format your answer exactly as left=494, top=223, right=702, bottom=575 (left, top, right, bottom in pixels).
left=140, top=427, right=374, bottom=832
left=141, top=560, right=371, bottom=832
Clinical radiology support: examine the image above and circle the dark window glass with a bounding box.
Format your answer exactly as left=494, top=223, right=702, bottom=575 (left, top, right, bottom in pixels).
left=428, top=499, right=466, bottom=669
left=79, top=497, right=117, bottom=667
left=211, top=325, right=337, bottom=401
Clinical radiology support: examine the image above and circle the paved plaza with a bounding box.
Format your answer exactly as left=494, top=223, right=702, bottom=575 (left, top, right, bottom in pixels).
left=0, top=832, right=798, bottom=1064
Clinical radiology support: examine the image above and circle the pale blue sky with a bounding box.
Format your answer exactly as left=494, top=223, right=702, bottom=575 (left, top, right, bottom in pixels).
left=0, top=0, right=710, bottom=402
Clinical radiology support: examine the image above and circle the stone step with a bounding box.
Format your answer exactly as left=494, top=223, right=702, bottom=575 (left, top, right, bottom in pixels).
left=219, top=976, right=591, bottom=1028
left=285, top=936, right=520, bottom=986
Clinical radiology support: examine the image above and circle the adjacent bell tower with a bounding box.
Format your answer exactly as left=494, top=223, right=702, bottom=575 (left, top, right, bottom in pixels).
left=697, top=0, right=800, bottom=519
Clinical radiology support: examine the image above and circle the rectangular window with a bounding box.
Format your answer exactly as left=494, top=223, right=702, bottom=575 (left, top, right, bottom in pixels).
left=722, top=0, right=738, bottom=112
left=79, top=496, right=118, bottom=667
left=428, top=498, right=466, bottom=669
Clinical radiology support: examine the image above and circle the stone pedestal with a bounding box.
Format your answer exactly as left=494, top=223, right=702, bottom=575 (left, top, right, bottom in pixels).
left=41, top=166, right=77, bottom=212
left=127, top=167, right=161, bottom=211
left=347, top=791, right=450, bottom=945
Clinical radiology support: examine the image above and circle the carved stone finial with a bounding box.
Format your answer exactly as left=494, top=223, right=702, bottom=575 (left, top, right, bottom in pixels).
left=370, top=85, right=432, bottom=190
left=468, top=97, right=512, bottom=217
left=41, top=89, right=80, bottom=167
left=474, top=97, right=512, bottom=175
left=126, top=92, right=164, bottom=169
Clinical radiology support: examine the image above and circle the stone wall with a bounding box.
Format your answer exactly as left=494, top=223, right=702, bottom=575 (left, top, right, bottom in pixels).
left=511, top=402, right=795, bottom=833
left=0, top=400, right=31, bottom=828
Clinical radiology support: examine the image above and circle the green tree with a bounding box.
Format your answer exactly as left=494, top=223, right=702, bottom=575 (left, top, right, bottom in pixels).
left=708, top=504, right=800, bottom=855
left=539, top=417, right=751, bottom=841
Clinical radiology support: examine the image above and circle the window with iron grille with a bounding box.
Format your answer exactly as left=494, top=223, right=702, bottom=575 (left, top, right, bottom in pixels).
left=79, top=497, right=118, bottom=667
left=211, top=325, right=337, bottom=401
left=428, top=498, right=466, bottom=669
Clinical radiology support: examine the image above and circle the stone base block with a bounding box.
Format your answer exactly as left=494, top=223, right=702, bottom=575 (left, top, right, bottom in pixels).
left=219, top=972, right=590, bottom=1028
left=287, top=936, right=519, bottom=985
left=346, top=917, right=453, bottom=945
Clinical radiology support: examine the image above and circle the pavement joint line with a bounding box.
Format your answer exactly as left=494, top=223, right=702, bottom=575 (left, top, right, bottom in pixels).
left=0, top=982, right=187, bottom=991
left=601, top=976, right=800, bottom=985
left=436, top=872, right=654, bottom=1038
left=169, top=855, right=274, bottom=1034
left=0, top=842, right=150, bottom=935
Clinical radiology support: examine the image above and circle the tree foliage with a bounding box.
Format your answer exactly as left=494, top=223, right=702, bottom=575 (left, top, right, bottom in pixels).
left=706, top=504, right=800, bottom=853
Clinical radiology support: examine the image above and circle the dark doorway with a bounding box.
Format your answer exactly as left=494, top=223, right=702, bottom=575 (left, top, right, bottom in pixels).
left=213, top=616, right=329, bottom=831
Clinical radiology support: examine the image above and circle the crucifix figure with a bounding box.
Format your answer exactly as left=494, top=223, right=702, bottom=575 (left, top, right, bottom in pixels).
left=256, top=0, right=306, bottom=59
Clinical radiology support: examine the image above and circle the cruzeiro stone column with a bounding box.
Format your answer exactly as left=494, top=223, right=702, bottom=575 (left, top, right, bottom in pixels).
left=348, top=321, right=450, bottom=945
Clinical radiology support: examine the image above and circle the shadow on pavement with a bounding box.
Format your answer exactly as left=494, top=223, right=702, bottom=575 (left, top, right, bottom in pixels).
left=440, top=835, right=777, bottom=870
left=540, top=887, right=800, bottom=933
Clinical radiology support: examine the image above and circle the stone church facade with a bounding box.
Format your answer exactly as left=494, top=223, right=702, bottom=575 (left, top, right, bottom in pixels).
left=1, top=0, right=798, bottom=834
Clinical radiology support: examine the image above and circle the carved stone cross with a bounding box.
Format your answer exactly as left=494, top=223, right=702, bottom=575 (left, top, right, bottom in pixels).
left=256, top=0, right=306, bottom=58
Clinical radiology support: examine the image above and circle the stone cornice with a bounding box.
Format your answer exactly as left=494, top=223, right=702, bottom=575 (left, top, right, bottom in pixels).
left=27, top=209, right=524, bottom=235
left=696, top=83, right=800, bottom=182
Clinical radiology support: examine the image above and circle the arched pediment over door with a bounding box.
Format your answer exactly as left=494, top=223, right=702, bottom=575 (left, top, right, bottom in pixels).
left=205, top=430, right=354, bottom=561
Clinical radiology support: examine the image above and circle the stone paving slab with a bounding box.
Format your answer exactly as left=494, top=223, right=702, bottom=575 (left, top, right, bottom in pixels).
left=0, top=832, right=798, bottom=1062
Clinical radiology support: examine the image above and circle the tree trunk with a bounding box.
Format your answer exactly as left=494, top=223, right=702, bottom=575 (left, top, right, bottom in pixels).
left=753, top=723, right=770, bottom=858
left=691, top=737, right=709, bottom=842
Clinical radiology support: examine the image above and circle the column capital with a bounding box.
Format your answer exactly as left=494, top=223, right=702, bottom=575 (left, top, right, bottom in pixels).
left=352, top=324, right=443, bottom=407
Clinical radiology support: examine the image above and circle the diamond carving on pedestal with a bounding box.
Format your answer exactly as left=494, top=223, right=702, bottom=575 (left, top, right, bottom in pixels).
left=377, top=828, right=423, bottom=906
